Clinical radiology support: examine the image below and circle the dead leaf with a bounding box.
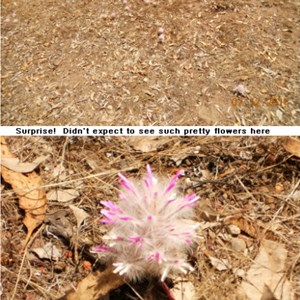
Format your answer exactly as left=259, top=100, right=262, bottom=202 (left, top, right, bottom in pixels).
left=1, top=155, right=49, bottom=173
left=52, top=164, right=67, bottom=179
left=126, top=137, right=172, bottom=152
left=209, top=256, right=230, bottom=271
left=31, top=242, right=62, bottom=261
left=172, top=281, right=197, bottom=300
left=1, top=137, right=47, bottom=246
left=261, top=285, right=278, bottom=300
left=69, top=205, right=89, bottom=228
left=224, top=216, right=259, bottom=239
left=65, top=266, right=124, bottom=300
left=280, top=137, right=300, bottom=158
left=47, top=189, right=80, bottom=202
left=239, top=240, right=292, bottom=300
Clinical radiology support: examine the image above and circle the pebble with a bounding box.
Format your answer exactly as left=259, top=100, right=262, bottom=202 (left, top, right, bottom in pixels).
left=157, top=27, right=164, bottom=35
left=227, top=224, right=241, bottom=236
left=231, top=238, right=246, bottom=252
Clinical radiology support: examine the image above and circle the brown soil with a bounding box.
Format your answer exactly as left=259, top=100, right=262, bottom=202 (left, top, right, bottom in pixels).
left=1, top=0, right=300, bottom=126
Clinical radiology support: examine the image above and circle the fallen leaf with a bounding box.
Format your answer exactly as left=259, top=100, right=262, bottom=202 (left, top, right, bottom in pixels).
left=209, top=256, right=230, bottom=271
left=1, top=137, right=47, bottom=246
left=47, top=189, right=80, bottom=202
left=261, top=284, right=278, bottom=300
left=126, top=137, right=172, bottom=152
left=224, top=216, right=259, bottom=239
left=281, top=137, right=300, bottom=158
left=65, top=266, right=124, bottom=300
left=172, top=281, right=197, bottom=300
left=31, top=242, right=62, bottom=261
left=239, top=240, right=292, bottom=300
left=69, top=205, right=89, bottom=228
left=52, top=164, right=67, bottom=179
left=1, top=156, right=49, bottom=173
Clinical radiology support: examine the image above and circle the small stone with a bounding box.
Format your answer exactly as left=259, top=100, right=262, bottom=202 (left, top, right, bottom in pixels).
left=158, top=33, right=165, bottom=43
left=275, top=182, right=284, bottom=193
left=227, top=224, right=241, bottom=236
left=233, top=84, right=247, bottom=97
left=231, top=238, right=246, bottom=252
left=276, top=109, right=283, bottom=120
left=232, top=268, right=245, bottom=278
left=157, top=27, right=164, bottom=35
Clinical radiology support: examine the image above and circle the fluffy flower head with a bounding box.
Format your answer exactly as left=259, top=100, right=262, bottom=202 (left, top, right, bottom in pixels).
left=92, top=165, right=199, bottom=281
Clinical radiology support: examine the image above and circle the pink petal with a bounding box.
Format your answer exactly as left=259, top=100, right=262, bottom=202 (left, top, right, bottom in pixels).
left=91, top=244, right=113, bottom=252
left=101, top=209, right=114, bottom=219
left=118, top=173, right=137, bottom=194
left=165, top=170, right=184, bottom=194
left=129, top=236, right=143, bottom=244
left=101, top=201, right=119, bottom=211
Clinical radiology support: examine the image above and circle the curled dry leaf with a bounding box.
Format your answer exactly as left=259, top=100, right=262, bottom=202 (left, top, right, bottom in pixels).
left=126, top=136, right=172, bottom=152
left=31, top=242, right=62, bottom=261
left=280, top=137, right=300, bottom=158
left=69, top=205, right=89, bottom=229
left=47, top=189, right=80, bottom=202
left=224, top=216, right=260, bottom=239
left=209, top=256, right=230, bottom=271
left=0, top=137, right=47, bottom=246
left=1, top=155, right=49, bottom=173
left=65, top=266, right=124, bottom=300
left=239, top=240, right=292, bottom=300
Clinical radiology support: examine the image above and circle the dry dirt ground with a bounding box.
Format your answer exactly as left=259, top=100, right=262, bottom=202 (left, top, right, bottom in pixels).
left=1, top=0, right=300, bottom=126
left=1, top=136, right=300, bottom=299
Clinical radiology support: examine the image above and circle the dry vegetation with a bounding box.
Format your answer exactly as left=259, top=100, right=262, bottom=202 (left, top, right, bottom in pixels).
left=1, top=136, right=300, bottom=299
left=1, top=0, right=300, bottom=126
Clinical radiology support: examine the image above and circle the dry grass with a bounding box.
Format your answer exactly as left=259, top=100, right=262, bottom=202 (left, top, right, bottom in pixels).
left=1, top=0, right=300, bottom=126
left=1, top=136, right=299, bottom=299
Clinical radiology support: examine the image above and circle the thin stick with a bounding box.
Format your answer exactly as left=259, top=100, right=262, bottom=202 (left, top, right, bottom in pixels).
left=11, top=225, right=44, bottom=300
left=235, top=175, right=256, bottom=202
left=3, top=266, right=58, bottom=299
left=2, top=165, right=141, bottom=197
left=125, top=280, right=145, bottom=300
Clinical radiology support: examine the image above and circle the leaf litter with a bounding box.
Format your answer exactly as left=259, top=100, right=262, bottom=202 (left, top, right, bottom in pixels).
left=1, top=137, right=47, bottom=246
left=1, top=136, right=300, bottom=299
left=239, top=240, right=292, bottom=300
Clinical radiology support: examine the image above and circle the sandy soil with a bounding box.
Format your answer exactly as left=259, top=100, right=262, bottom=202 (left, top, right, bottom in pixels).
left=1, top=0, right=300, bottom=126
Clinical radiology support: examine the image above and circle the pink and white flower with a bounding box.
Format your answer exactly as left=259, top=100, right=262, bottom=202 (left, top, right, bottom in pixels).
left=92, top=165, right=199, bottom=281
